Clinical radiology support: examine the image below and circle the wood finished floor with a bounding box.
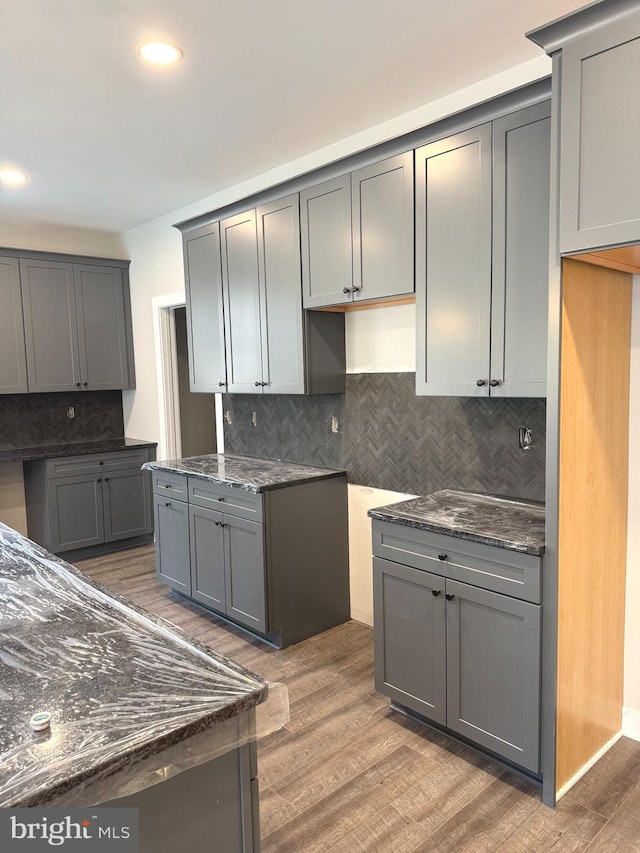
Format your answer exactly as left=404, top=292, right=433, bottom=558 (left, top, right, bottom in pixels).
left=76, top=545, right=640, bottom=852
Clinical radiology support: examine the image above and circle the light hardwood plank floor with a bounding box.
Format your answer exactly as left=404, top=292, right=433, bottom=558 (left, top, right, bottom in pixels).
left=76, top=545, right=640, bottom=852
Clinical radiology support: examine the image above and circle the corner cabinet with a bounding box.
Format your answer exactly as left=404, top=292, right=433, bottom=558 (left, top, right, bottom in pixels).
left=183, top=194, right=345, bottom=396
left=2, top=251, right=135, bottom=394
left=151, top=470, right=350, bottom=648
left=415, top=102, right=550, bottom=397
left=557, top=11, right=640, bottom=254
left=300, top=152, right=414, bottom=308
left=372, top=521, right=542, bottom=774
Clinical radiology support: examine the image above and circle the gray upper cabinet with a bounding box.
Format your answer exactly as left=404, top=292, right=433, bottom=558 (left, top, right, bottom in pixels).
left=416, top=106, right=550, bottom=398
left=300, top=175, right=353, bottom=308
left=257, top=194, right=305, bottom=394
left=20, top=258, right=81, bottom=393
left=490, top=102, right=551, bottom=398
left=0, top=257, right=28, bottom=394
left=445, top=579, right=541, bottom=773
left=415, top=124, right=493, bottom=396
left=559, top=13, right=640, bottom=253
left=74, top=264, right=129, bottom=390
left=13, top=253, right=134, bottom=394
left=352, top=152, right=414, bottom=302
left=183, top=224, right=227, bottom=392
left=221, top=210, right=263, bottom=393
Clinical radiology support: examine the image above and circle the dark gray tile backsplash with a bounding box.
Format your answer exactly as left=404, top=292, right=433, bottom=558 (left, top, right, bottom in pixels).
left=223, top=373, right=545, bottom=501
left=0, top=391, right=124, bottom=450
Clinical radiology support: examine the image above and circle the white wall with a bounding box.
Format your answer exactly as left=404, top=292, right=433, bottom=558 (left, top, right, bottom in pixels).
left=625, top=276, right=640, bottom=721
left=0, top=222, right=128, bottom=536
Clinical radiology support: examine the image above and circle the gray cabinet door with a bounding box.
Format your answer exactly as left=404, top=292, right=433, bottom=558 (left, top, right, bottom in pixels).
left=224, top=515, right=267, bottom=634
left=183, top=224, right=227, bottom=392
left=103, top=469, right=152, bottom=542
left=20, top=258, right=81, bottom=392
left=559, top=15, right=640, bottom=253
left=415, top=125, right=493, bottom=396
left=221, top=210, right=263, bottom=393
left=300, top=175, right=353, bottom=308
left=352, top=152, right=414, bottom=301
left=49, top=473, right=104, bottom=553
left=490, top=102, right=551, bottom=398
left=0, top=257, right=28, bottom=394
left=373, top=557, right=446, bottom=725
left=445, top=579, right=541, bottom=772
left=189, top=504, right=226, bottom=612
left=257, top=194, right=306, bottom=394
left=153, top=495, right=191, bottom=594
left=74, top=264, right=129, bottom=390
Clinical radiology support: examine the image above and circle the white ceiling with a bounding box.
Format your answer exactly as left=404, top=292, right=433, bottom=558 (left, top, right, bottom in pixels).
left=1, top=0, right=585, bottom=234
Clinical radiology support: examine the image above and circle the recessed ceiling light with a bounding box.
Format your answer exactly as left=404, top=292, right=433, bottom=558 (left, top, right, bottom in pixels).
left=0, top=169, right=28, bottom=186
left=138, top=42, right=183, bottom=66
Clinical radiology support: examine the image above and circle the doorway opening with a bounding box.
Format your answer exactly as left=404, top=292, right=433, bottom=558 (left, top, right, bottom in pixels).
left=153, top=292, right=221, bottom=460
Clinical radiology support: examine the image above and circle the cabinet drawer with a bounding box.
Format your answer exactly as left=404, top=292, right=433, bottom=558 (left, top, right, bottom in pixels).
left=372, top=520, right=541, bottom=603
left=152, top=471, right=188, bottom=501
left=47, top=448, right=151, bottom=478
left=188, top=478, right=263, bottom=522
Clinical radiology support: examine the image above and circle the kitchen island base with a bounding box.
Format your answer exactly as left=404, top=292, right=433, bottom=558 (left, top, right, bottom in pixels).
left=102, top=734, right=259, bottom=853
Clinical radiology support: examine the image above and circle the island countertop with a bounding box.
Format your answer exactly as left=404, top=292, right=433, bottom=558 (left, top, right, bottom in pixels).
left=368, top=489, right=545, bottom=556
left=0, top=523, right=267, bottom=808
left=143, top=453, right=347, bottom=493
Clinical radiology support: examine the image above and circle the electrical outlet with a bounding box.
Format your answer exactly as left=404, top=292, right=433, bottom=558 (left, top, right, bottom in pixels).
left=331, top=416, right=339, bottom=434
left=66, top=407, right=75, bottom=419
left=224, top=410, right=232, bottom=424
left=519, top=426, right=533, bottom=451
left=251, top=412, right=257, bottom=427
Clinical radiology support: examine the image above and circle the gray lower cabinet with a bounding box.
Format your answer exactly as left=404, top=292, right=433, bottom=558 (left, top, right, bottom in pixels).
left=224, top=515, right=266, bottom=634
left=183, top=223, right=227, bottom=392
left=154, top=495, right=191, bottom=594
left=557, top=11, right=640, bottom=253
left=14, top=252, right=135, bottom=393
left=0, top=257, right=28, bottom=394
left=189, top=504, right=226, bottom=611
left=445, top=578, right=541, bottom=773
left=373, top=558, right=446, bottom=725
left=24, top=448, right=154, bottom=556
left=153, top=473, right=350, bottom=647
left=415, top=102, right=550, bottom=397
left=372, top=523, right=541, bottom=774
left=49, top=473, right=105, bottom=552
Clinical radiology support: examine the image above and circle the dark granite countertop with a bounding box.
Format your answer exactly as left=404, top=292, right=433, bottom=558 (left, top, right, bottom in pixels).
left=368, top=490, right=545, bottom=556
left=0, top=438, right=157, bottom=464
left=0, top=523, right=267, bottom=808
left=143, top=454, right=347, bottom=493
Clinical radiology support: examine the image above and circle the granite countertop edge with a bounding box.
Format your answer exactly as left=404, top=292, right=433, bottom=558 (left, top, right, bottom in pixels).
left=144, top=457, right=348, bottom=494
left=1, top=527, right=267, bottom=808
left=0, top=438, right=158, bottom=464
left=368, top=508, right=545, bottom=556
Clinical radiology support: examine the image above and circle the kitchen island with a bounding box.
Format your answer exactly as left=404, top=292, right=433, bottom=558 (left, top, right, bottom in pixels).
left=0, top=522, right=267, bottom=851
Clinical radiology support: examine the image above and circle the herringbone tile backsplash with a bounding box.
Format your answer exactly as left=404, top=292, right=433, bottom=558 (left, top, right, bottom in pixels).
left=0, top=391, right=124, bottom=450
left=223, top=373, right=545, bottom=500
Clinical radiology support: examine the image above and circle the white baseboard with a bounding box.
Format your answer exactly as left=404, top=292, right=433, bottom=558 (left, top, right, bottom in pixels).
left=623, top=707, right=640, bottom=742
left=556, top=729, right=624, bottom=801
